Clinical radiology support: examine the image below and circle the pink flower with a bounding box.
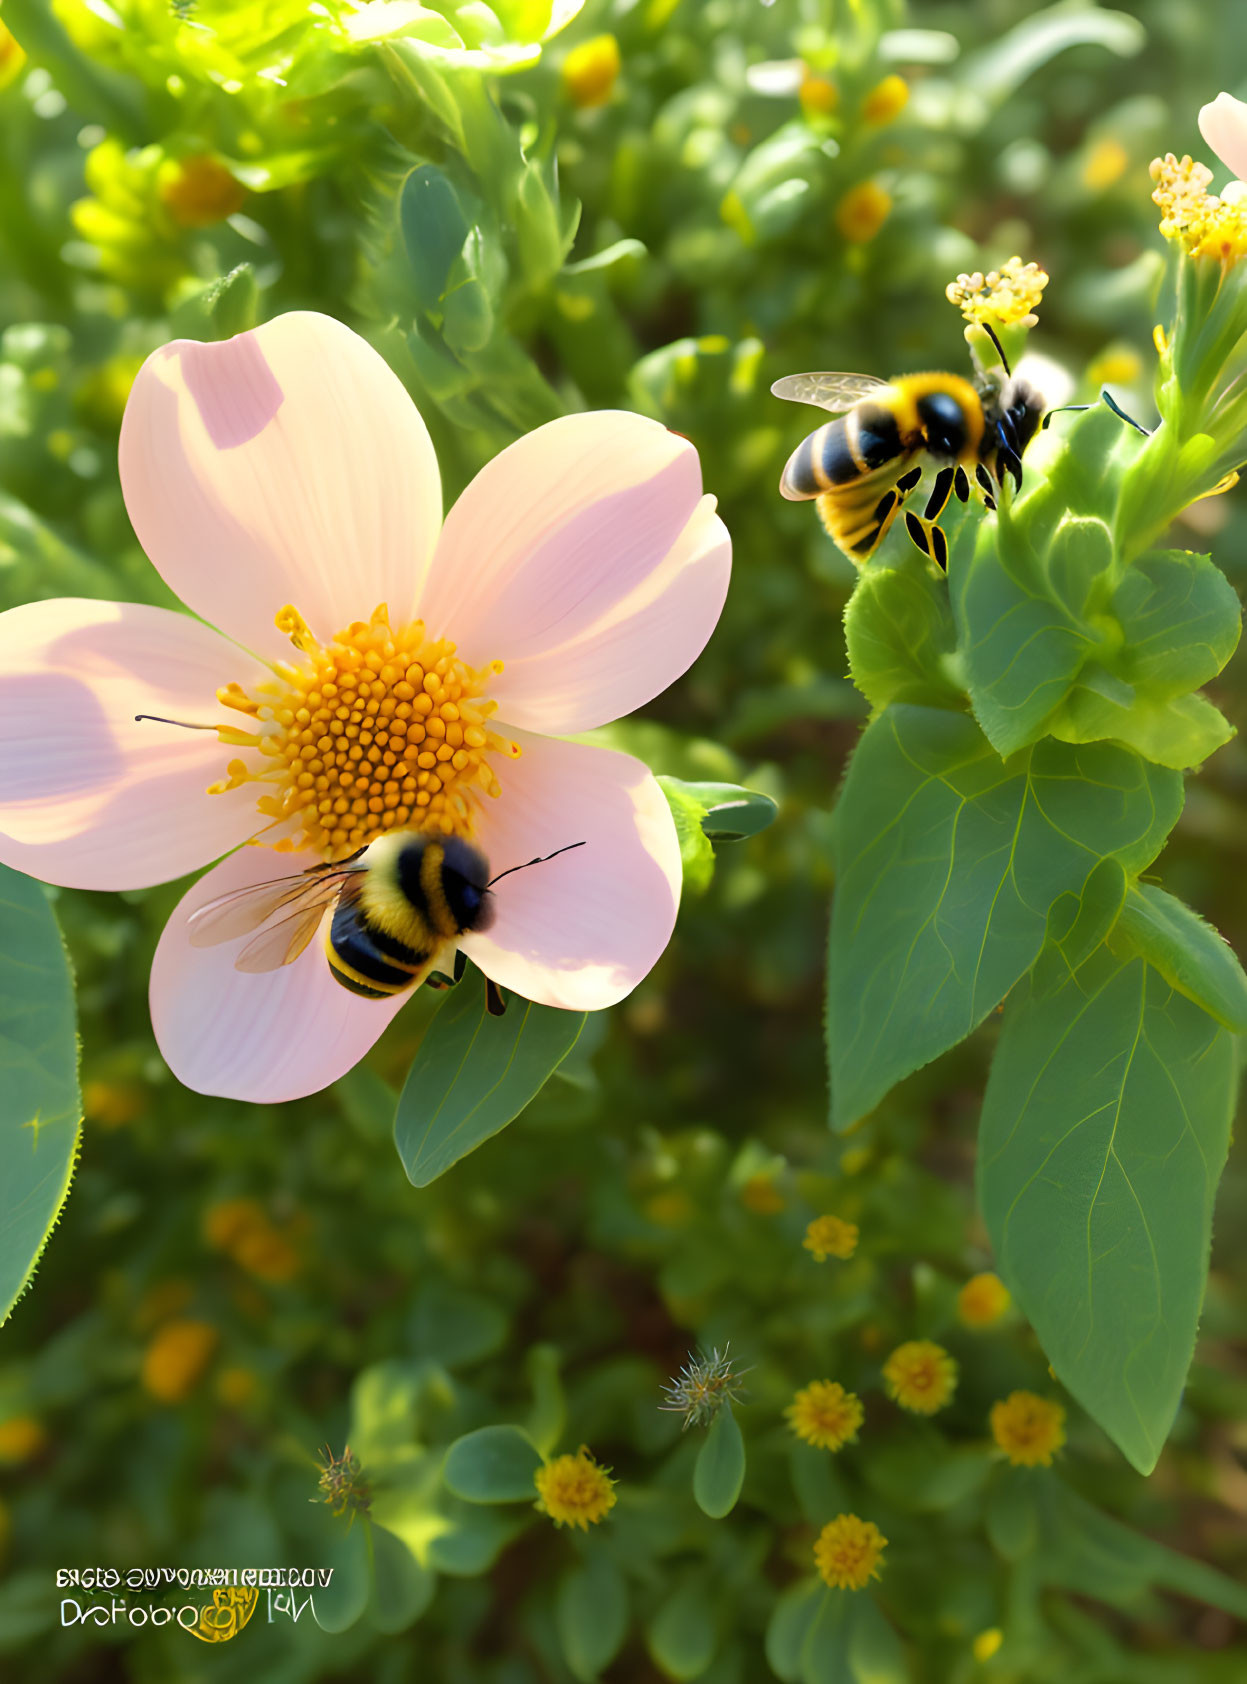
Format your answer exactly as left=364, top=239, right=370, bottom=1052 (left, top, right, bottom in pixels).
left=1199, top=92, right=1247, bottom=183
left=0, top=313, right=730, bottom=1102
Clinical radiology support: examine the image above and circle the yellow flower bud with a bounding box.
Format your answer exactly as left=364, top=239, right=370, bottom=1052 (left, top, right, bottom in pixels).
left=0, top=1416, right=47, bottom=1465
left=799, top=73, right=839, bottom=118
left=141, top=1319, right=218, bottom=1404
left=861, top=74, right=909, bottom=126
left=158, top=155, right=246, bottom=229
left=561, top=34, right=621, bottom=110
left=835, top=181, right=892, bottom=244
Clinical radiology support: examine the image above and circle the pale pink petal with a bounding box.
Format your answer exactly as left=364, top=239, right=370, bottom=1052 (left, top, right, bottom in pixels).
left=1200, top=92, right=1247, bottom=181
left=119, top=312, right=442, bottom=664
left=418, top=411, right=706, bottom=674
left=151, top=846, right=409, bottom=1102
left=486, top=497, right=731, bottom=734
left=0, top=598, right=261, bottom=889
left=461, top=731, right=681, bottom=1010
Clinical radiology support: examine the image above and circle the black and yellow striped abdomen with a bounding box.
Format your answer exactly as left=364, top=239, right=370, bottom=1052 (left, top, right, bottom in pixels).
left=323, top=831, right=494, bottom=999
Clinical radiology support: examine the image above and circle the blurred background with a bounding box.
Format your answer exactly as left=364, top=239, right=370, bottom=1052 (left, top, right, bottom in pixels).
left=0, top=0, right=1245, bottom=1678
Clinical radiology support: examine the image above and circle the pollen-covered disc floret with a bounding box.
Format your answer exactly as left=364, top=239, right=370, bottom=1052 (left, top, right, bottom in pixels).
left=211, top=604, right=520, bottom=860
left=946, top=255, right=1049, bottom=328
left=1150, top=152, right=1247, bottom=264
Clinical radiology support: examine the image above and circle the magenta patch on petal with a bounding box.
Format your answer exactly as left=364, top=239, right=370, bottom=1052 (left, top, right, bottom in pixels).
left=178, top=334, right=285, bottom=450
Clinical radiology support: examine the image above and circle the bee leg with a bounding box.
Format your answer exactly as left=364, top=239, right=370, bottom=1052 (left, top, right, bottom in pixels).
left=894, top=466, right=923, bottom=496
left=923, top=466, right=956, bottom=522
left=974, top=462, right=998, bottom=510
left=903, top=512, right=950, bottom=573
left=453, top=948, right=468, bottom=983
left=485, top=978, right=508, bottom=1017
left=953, top=466, right=970, bottom=503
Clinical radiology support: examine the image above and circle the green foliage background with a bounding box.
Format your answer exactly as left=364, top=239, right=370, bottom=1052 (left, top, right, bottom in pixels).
left=1, top=0, right=1246, bottom=1679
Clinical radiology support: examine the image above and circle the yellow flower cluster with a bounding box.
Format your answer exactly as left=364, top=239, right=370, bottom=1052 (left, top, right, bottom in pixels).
left=786, top=1381, right=863, bottom=1451
left=141, top=1319, right=219, bottom=1404
left=203, top=1198, right=302, bottom=1284
left=946, top=256, right=1049, bottom=328
left=534, top=1447, right=617, bottom=1530
left=803, top=1213, right=858, bottom=1261
left=1150, top=152, right=1247, bottom=264
left=814, top=1513, right=887, bottom=1590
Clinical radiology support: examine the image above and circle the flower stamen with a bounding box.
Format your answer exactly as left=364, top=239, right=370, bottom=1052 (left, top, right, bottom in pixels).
left=209, top=603, right=519, bottom=860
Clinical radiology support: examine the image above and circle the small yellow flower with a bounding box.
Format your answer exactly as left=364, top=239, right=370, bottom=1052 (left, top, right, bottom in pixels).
left=141, top=1319, right=218, bottom=1404
left=0, top=1416, right=47, bottom=1465
left=799, top=72, right=838, bottom=118
left=645, top=1188, right=695, bottom=1227
left=946, top=256, right=1049, bottom=329
left=861, top=74, right=908, bottom=126
left=740, top=1173, right=785, bottom=1214
left=157, top=154, right=247, bottom=229
left=883, top=1340, right=957, bottom=1414
left=534, top=1446, right=617, bottom=1531
left=786, top=1381, right=863, bottom=1451
left=835, top=181, right=892, bottom=244
left=204, top=1198, right=301, bottom=1282
left=561, top=34, right=621, bottom=110
left=957, top=1272, right=1011, bottom=1329
left=803, top=1214, right=858, bottom=1262
left=1082, top=137, right=1129, bottom=191
left=989, top=1391, right=1066, bottom=1467
left=973, top=1627, right=1004, bottom=1663
left=814, top=1513, right=886, bottom=1590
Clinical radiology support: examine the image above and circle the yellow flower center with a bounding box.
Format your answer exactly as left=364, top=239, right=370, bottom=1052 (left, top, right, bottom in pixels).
left=786, top=1381, right=864, bottom=1451
left=989, top=1390, right=1066, bottom=1466
left=803, top=1213, right=859, bottom=1261
left=882, top=1340, right=958, bottom=1414
left=211, top=603, right=519, bottom=861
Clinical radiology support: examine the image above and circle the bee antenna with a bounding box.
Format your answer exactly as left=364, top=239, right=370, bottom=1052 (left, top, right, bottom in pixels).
left=133, top=714, right=217, bottom=730
left=487, top=840, right=586, bottom=887
left=981, top=321, right=1012, bottom=379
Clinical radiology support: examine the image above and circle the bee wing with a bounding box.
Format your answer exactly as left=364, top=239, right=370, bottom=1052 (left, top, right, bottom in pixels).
left=770, top=372, right=891, bottom=413
left=233, top=899, right=339, bottom=974
left=187, top=863, right=362, bottom=949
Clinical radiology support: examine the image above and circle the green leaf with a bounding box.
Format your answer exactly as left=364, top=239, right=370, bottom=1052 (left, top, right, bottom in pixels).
left=985, top=1467, right=1039, bottom=1561
left=765, top=1580, right=824, bottom=1684
left=961, top=3, right=1144, bottom=108
left=1033, top=855, right=1127, bottom=997
left=827, top=706, right=1181, bottom=1129
left=312, top=1519, right=372, bottom=1634
left=409, top=1281, right=508, bottom=1367
left=953, top=512, right=1104, bottom=757
left=442, top=1424, right=543, bottom=1503
left=648, top=1577, right=718, bottom=1680
left=401, top=164, right=471, bottom=309
left=1045, top=549, right=1240, bottom=768
left=0, top=867, right=80, bottom=1326
left=556, top=1552, right=629, bottom=1683
left=844, top=554, right=963, bottom=713
left=1040, top=1480, right=1247, bottom=1619
left=657, top=777, right=777, bottom=892
left=800, top=1591, right=852, bottom=1684
left=369, top=1522, right=436, bottom=1634
left=1114, top=884, right=1247, bottom=1031
left=1110, top=549, right=1242, bottom=696
left=693, top=1406, right=745, bottom=1518
left=394, top=970, right=585, bottom=1185
left=1050, top=685, right=1234, bottom=770
left=847, top=1599, right=908, bottom=1684
left=979, top=950, right=1236, bottom=1472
